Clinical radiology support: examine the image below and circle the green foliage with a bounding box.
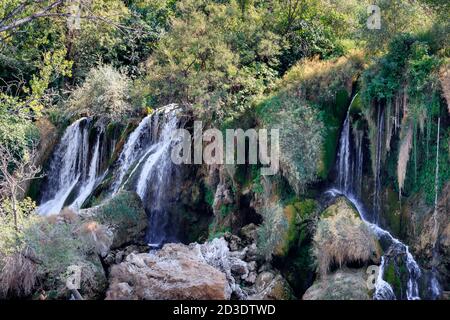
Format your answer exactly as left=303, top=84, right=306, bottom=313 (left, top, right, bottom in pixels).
left=358, top=0, right=433, bottom=53
left=257, top=92, right=324, bottom=193
left=361, top=33, right=447, bottom=198
left=143, top=0, right=280, bottom=123
left=362, top=34, right=441, bottom=103
left=219, top=204, right=233, bottom=218
left=207, top=223, right=231, bottom=241
left=407, top=134, right=450, bottom=205
left=0, top=107, right=39, bottom=154
left=26, top=49, right=73, bottom=115
left=250, top=166, right=264, bottom=194
left=293, top=199, right=317, bottom=220
left=95, top=191, right=143, bottom=225
left=0, top=198, right=38, bottom=257
left=204, top=185, right=215, bottom=207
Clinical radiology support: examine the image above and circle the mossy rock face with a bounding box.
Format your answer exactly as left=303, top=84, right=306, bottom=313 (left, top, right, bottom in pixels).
left=281, top=238, right=315, bottom=297
left=79, top=191, right=147, bottom=249
left=303, top=268, right=371, bottom=300
left=321, top=197, right=360, bottom=219
left=274, top=205, right=298, bottom=257
left=380, top=186, right=403, bottom=237
left=274, top=199, right=317, bottom=257
left=273, top=199, right=317, bottom=296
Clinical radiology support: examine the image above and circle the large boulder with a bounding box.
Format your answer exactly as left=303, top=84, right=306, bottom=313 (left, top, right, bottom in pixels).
left=106, top=243, right=231, bottom=300
left=79, top=191, right=147, bottom=249
left=302, top=268, right=371, bottom=300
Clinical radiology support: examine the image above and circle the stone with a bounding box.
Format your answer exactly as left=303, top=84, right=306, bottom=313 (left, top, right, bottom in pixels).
left=106, top=243, right=231, bottom=300
left=249, top=272, right=294, bottom=300
left=239, top=223, right=258, bottom=244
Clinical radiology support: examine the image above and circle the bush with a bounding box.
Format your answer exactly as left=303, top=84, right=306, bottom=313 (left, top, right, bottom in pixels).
left=0, top=247, right=37, bottom=298
left=0, top=104, right=39, bottom=154
left=279, top=51, right=365, bottom=104
left=257, top=202, right=288, bottom=260
left=257, top=93, right=324, bottom=193
left=66, top=65, right=132, bottom=121
left=313, top=198, right=378, bottom=277
left=0, top=205, right=110, bottom=298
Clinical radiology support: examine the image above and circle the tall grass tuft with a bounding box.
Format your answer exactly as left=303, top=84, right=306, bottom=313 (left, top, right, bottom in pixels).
left=313, top=205, right=377, bottom=277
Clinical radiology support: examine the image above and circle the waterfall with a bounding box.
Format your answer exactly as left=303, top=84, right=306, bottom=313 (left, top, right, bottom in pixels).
left=111, top=104, right=180, bottom=247
left=111, top=114, right=154, bottom=194
left=328, top=95, right=422, bottom=300
left=70, top=128, right=103, bottom=210
left=38, top=118, right=106, bottom=215
left=336, top=94, right=359, bottom=197
left=374, top=257, right=396, bottom=300
left=337, top=110, right=352, bottom=194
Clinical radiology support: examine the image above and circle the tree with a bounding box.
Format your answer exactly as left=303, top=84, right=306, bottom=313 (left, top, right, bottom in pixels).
left=0, top=144, right=42, bottom=230
left=144, top=0, right=280, bottom=122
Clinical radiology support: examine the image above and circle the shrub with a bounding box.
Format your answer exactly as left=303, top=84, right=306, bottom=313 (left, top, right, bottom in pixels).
left=0, top=247, right=37, bottom=298
left=66, top=65, right=132, bottom=121
left=313, top=199, right=377, bottom=277
left=280, top=51, right=365, bottom=104
left=24, top=218, right=89, bottom=280
left=258, top=93, right=324, bottom=193
left=0, top=202, right=112, bottom=298
left=0, top=104, right=39, bottom=154
left=257, top=202, right=288, bottom=260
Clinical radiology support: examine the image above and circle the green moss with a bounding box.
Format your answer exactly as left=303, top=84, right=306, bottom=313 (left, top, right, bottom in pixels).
left=383, top=187, right=402, bottom=237
left=95, top=191, right=143, bottom=225
left=317, top=90, right=350, bottom=179
left=207, top=223, right=231, bottom=241
left=204, top=186, right=215, bottom=207
left=385, top=263, right=398, bottom=287
left=220, top=204, right=233, bottom=218
left=293, top=199, right=317, bottom=220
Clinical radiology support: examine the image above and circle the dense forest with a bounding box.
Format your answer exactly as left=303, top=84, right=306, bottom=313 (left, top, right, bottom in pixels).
left=0, top=0, right=449, bottom=300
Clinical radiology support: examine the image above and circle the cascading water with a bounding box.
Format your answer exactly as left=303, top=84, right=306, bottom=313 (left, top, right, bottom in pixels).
left=329, top=94, right=422, bottom=300
left=337, top=108, right=352, bottom=194
left=71, top=128, right=103, bottom=210
left=38, top=118, right=104, bottom=215
left=111, top=114, right=154, bottom=194
left=111, top=104, right=180, bottom=247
